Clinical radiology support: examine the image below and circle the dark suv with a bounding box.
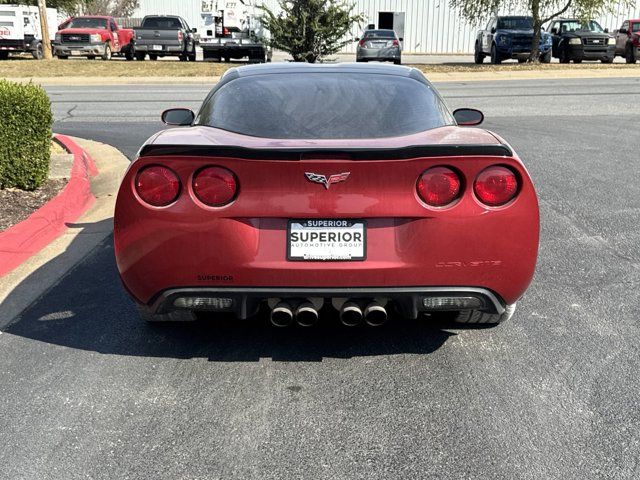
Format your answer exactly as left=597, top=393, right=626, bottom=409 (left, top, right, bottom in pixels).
left=548, top=19, right=615, bottom=63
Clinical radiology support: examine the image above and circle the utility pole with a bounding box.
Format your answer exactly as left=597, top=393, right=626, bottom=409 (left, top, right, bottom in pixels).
left=37, top=0, right=53, bottom=60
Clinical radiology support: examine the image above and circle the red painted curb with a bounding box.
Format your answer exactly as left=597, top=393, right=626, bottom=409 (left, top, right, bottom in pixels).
left=0, top=135, right=98, bottom=278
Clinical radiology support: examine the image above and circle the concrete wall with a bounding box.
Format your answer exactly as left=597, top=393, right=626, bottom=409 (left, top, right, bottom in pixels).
left=133, top=0, right=640, bottom=54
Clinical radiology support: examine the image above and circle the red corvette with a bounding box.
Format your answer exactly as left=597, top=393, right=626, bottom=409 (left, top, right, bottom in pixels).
left=114, top=63, right=539, bottom=327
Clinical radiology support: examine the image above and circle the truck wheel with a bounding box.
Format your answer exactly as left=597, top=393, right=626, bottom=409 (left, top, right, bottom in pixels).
left=32, top=42, right=44, bottom=60
left=179, top=54, right=188, bottom=62
left=559, top=47, right=570, bottom=63
left=601, top=56, right=614, bottom=64
left=188, top=52, right=197, bottom=62
left=626, top=44, right=637, bottom=64
left=573, top=58, right=582, bottom=64
left=454, top=303, right=516, bottom=325
left=0, top=51, right=9, bottom=60
left=474, top=42, right=484, bottom=64
left=540, top=49, right=551, bottom=63
left=149, top=54, right=158, bottom=61
left=135, top=52, right=146, bottom=61
left=136, top=304, right=196, bottom=323
left=101, top=44, right=112, bottom=61
left=57, top=55, right=68, bottom=60
left=490, top=44, right=501, bottom=64
left=124, top=49, right=134, bottom=61
left=87, top=56, right=96, bottom=60
left=517, top=58, right=527, bottom=63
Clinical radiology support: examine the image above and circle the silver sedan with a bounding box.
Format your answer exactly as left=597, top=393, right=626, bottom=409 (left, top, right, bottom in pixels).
left=356, top=29, right=402, bottom=64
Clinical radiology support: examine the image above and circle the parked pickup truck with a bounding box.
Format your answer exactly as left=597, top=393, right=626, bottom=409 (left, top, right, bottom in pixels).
left=614, top=19, right=640, bottom=63
left=54, top=16, right=134, bottom=60
left=133, top=15, right=197, bottom=61
left=475, top=16, right=552, bottom=64
left=547, top=19, right=615, bottom=63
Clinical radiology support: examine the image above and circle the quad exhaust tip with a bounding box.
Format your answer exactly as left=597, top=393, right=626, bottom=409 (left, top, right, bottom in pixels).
left=295, top=302, right=319, bottom=327
left=270, top=302, right=294, bottom=327
left=364, top=302, right=388, bottom=327
left=340, top=302, right=364, bottom=327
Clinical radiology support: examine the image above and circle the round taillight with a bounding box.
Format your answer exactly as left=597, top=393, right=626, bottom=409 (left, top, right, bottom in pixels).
left=474, top=166, right=519, bottom=207
left=135, top=165, right=180, bottom=207
left=417, top=166, right=461, bottom=207
left=193, top=166, right=237, bottom=206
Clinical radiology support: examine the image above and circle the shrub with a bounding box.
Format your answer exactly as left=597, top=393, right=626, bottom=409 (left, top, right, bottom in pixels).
left=0, top=80, right=53, bottom=190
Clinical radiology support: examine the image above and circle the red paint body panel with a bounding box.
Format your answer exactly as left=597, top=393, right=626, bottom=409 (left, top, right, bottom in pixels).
left=114, top=126, right=539, bottom=308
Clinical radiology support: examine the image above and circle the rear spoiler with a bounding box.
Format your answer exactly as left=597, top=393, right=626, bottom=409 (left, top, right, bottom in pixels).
left=138, top=144, right=513, bottom=160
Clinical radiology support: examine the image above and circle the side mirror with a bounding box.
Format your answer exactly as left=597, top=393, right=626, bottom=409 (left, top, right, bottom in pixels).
left=355, top=37, right=360, bottom=42
left=399, top=37, right=403, bottom=42
left=619, top=28, right=628, bottom=34
left=453, top=108, right=484, bottom=126
left=490, top=27, right=496, bottom=34
left=540, top=26, right=546, bottom=32
left=192, top=28, right=197, bottom=33
left=551, top=28, right=558, bottom=34
left=161, top=108, right=195, bottom=126
left=604, top=28, right=609, bottom=33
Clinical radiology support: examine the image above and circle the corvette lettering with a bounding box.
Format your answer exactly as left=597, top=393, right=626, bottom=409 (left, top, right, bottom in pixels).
left=305, top=172, right=350, bottom=189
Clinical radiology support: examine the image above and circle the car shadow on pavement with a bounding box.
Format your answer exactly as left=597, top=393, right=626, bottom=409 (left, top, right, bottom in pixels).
left=2, top=232, right=474, bottom=362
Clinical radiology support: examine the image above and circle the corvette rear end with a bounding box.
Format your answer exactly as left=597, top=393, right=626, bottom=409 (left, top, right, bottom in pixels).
left=114, top=64, right=539, bottom=327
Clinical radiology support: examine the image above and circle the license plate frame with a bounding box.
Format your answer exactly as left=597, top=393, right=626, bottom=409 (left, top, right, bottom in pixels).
left=152, top=44, right=163, bottom=51
left=287, top=219, right=367, bottom=262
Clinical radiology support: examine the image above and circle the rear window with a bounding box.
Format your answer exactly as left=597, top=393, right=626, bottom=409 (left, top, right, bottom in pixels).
left=142, top=17, right=182, bottom=29
left=363, top=30, right=396, bottom=39
left=195, top=73, right=453, bottom=139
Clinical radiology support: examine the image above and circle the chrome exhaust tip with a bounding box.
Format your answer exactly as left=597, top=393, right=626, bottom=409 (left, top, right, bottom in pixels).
left=364, top=302, right=388, bottom=327
left=340, top=302, right=363, bottom=327
left=270, top=302, right=294, bottom=327
left=295, top=302, right=319, bottom=327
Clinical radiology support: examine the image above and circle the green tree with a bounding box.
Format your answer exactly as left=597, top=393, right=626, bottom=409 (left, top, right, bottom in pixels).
left=450, top=0, right=632, bottom=62
left=259, top=0, right=364, bottom=63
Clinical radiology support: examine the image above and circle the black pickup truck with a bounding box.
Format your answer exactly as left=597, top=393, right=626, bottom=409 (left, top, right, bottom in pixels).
left=133, top=15, right=197, bottom=61
left=547, top=19, right=615, bottom=63
left=475, top=16, right=553, bottom=64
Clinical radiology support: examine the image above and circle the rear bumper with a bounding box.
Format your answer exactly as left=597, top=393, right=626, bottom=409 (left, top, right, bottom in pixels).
left=151, top=286, right=506, bottom=319
left=54, top=43, right=106, bottom=56
left=356, top=47, right=401, bottom=60
left=135, top=43, right=183, bottom=54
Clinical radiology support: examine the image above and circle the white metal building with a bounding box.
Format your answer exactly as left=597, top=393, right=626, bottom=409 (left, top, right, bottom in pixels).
left=133, top=0, right=640, bottom=54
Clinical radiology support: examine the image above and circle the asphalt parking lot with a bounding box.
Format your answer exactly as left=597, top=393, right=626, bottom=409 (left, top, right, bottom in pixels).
left=1, top=77, right=639, bottom=479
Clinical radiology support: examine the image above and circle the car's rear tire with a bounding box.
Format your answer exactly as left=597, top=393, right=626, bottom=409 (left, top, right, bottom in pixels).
left=573, top=58, right=582, bottom=64
left=474, top=42, right=484, bottom=64
left=0, top=51, right=8, bottom=60
left=32, top=42, right=43, bottom=60
left=601, top=56, right=614, bottom=63
left=179, top=54, right=188, bottom=61
left=57, top=55, right=68, bottom=60
left=540, top=49, right=551, bottom=63
left=149, top=54, right=158, bottom=61
left=490, top=44, right=501, bottom=64
left=136, top=304, right=196, bottom=323
left=626, top=44, right=637, bottom=64
left=454, top=303, right=516, bottom=325
left=517, top=58, right=527, bottom=63
left=135, top=52, right=146, bottom=61
left=393, top=59, right=401, bottom=65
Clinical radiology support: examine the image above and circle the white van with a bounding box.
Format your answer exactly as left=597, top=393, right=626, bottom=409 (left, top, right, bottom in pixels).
left=0, top=4, right=59, bottom=59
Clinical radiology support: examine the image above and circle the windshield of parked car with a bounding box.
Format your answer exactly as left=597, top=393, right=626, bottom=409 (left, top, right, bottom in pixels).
left=67, top=17, right=107, bottom=29
left=558, top=20, right=604, bottom=33
left=497, top=17, right=533, bottom=30
left=141, top=17, right=182, bottom=29
left=363, top=30, right=396, bottom=39
left=196, top=73, right=453, bottom=139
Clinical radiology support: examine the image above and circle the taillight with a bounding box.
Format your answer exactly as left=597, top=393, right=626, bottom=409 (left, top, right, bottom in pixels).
left=359, top=39, right=365, bottom=47
left=392, top=39, right=399, bottom=46
left=192, top=166, right=237, bottom=206
left=135, top=165, right=180, bottom=207
left=417, top=166, right=461, bottom=207
left=178, top=31, right=183, bottom=42
left=474, top=166, right=519, bottom=206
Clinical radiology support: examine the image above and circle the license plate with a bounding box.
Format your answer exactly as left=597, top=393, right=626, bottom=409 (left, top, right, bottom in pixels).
left=287, top=220, right=366, bottom=261
left=70, top=50, right=80, bottom=56
left=152, top=45, right=162, bottom=50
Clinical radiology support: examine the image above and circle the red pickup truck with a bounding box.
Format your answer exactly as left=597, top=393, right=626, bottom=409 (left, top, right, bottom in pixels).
left=54, top=16, right=134, bottom=60
left=615, top=18, right=640, bottom=63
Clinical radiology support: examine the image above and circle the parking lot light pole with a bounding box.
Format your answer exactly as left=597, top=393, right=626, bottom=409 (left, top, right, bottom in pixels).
left=37, top=0, right=53, bottom=60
